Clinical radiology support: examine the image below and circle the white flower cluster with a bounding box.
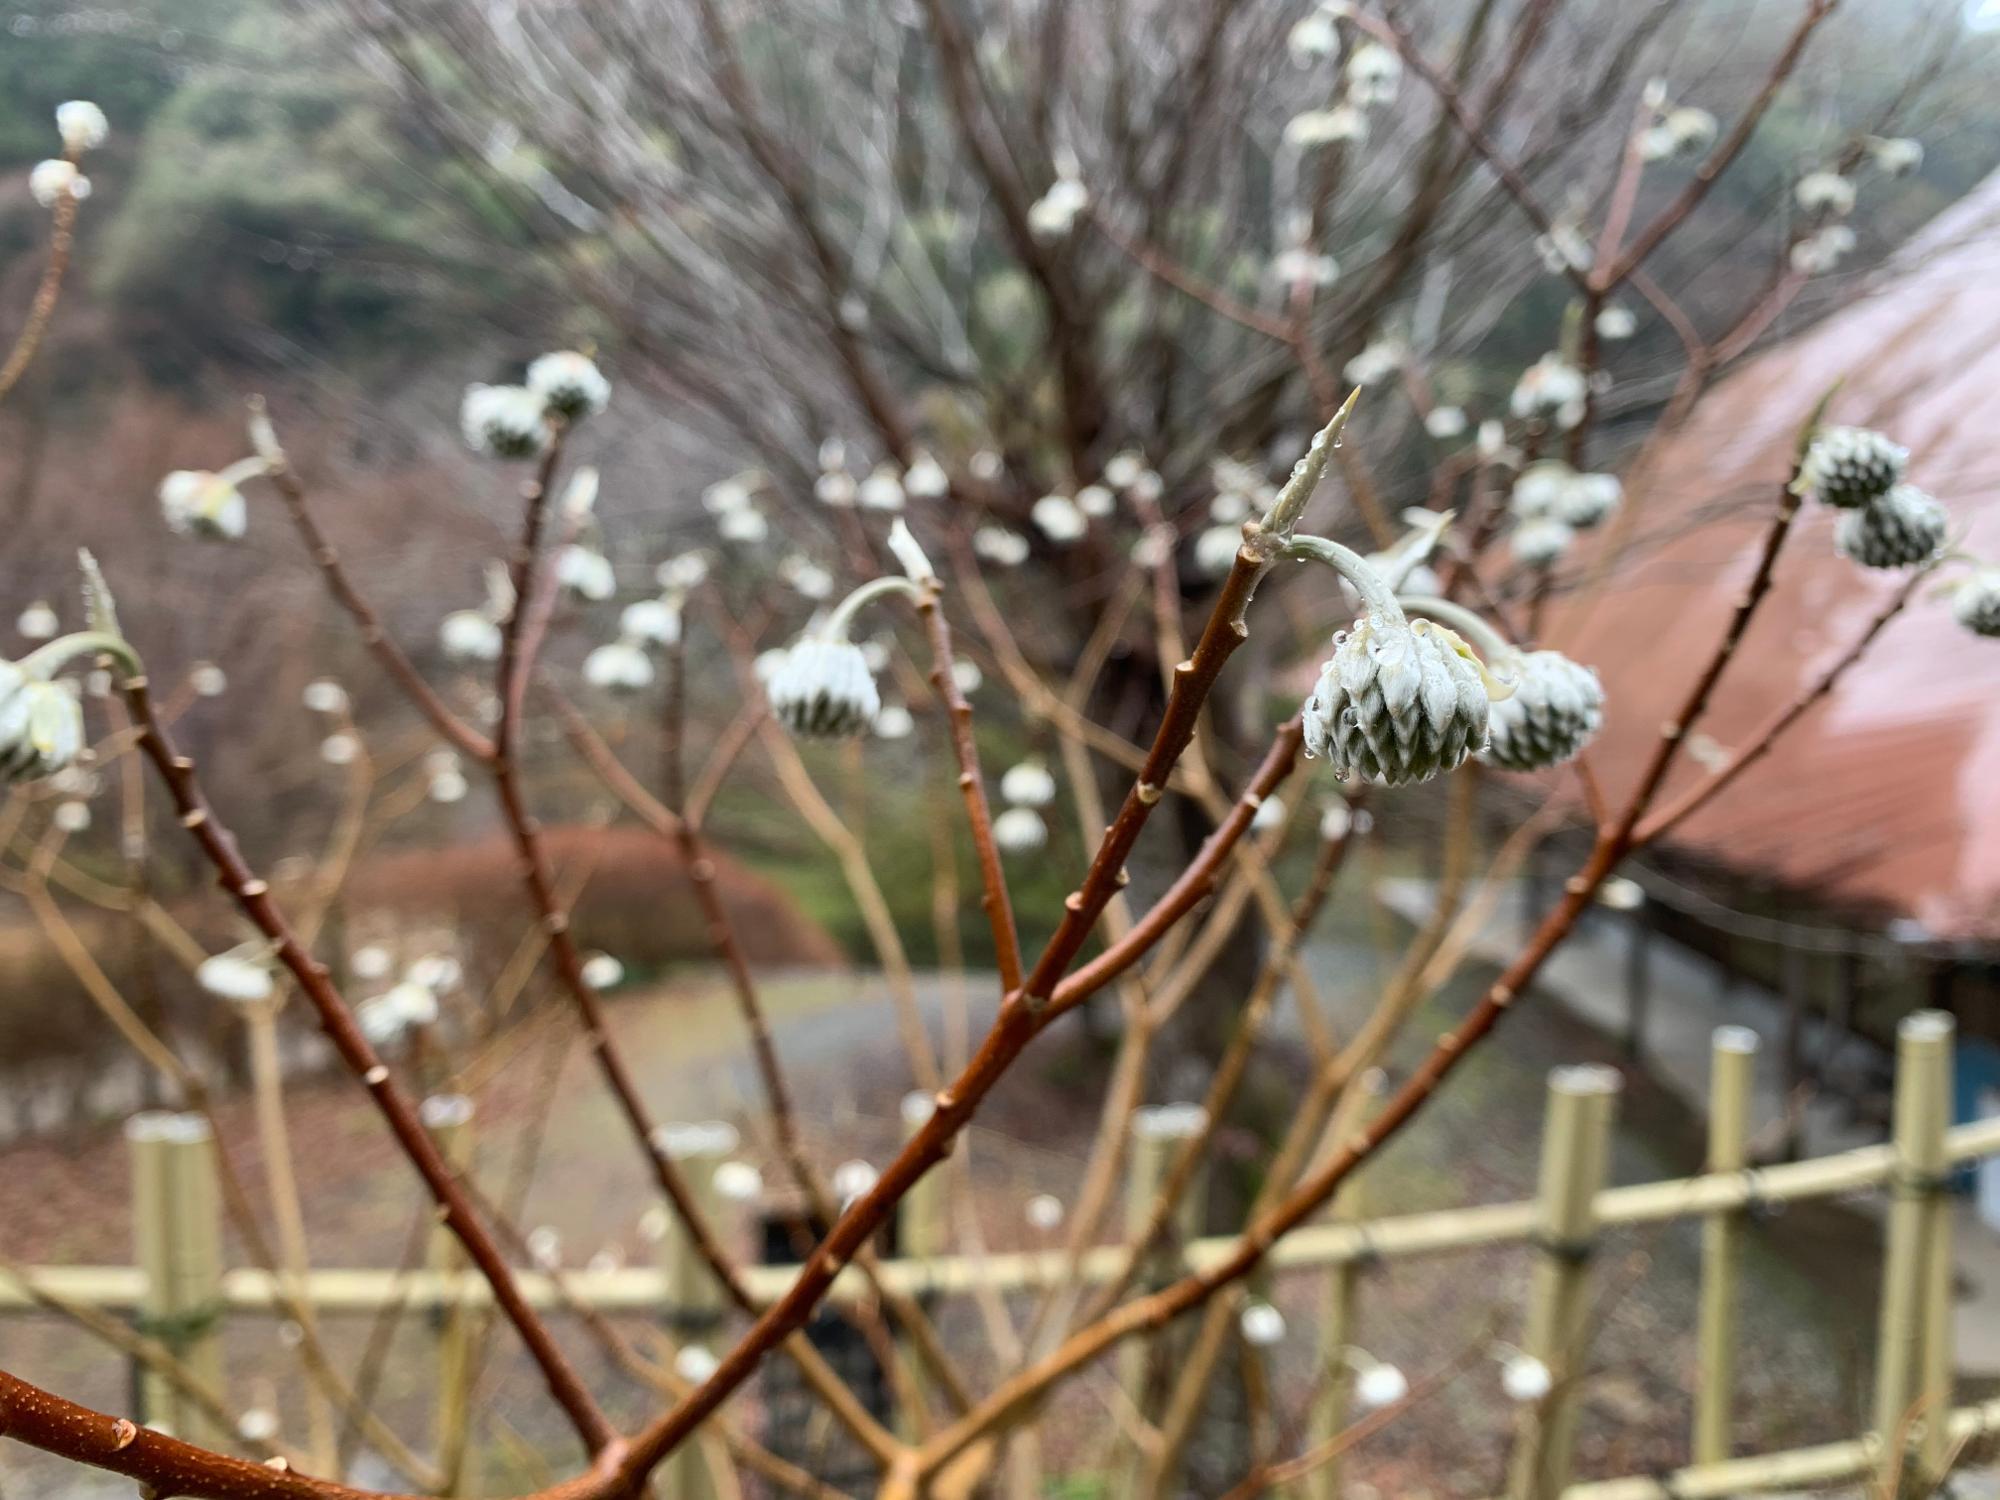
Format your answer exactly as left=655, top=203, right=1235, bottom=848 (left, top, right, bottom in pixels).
left=1509, top=352, right=1590, bottom=430
left=460, top=351, right=610, bottom=460
left=1506, top=460, right=1622, bottom=568
left=1637, top=100, right=1718, bottom=163
left=1302, top=614, right=1494, bottom=786
left=1785, top=139, right=1920, bottom=276
left=357, top=968, right=449, bottom=1047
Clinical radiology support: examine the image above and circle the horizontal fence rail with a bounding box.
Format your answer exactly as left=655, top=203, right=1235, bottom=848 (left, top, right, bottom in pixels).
left=5, top=1117, right=1996, bottom=1314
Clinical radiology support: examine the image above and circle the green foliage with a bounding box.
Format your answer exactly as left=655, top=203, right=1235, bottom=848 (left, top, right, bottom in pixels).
left=86, top=9, right=524, bottom=368
left=0, top=2, right=226, bottom=165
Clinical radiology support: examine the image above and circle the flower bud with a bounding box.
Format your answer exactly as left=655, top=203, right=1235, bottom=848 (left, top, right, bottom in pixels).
left=857, top=465, right=905, bottom=512
left=1799, top=426, right=1906, bottom=509
left=1354, top=1360, right=1409, bottom=1409
left=873, top=703, right=914, bottom=739
left=832, top=1158, right=879, bottom=1204
left=1425, top=405, right=1468, bottom=439
left=1795, top=171, right=1856, bottom=217
left=973, top=526, right=1030, bottom=567
left=999, top=757, right=1057, bottom=808
left=992, top=805, right=1049, bottom=853
left=584, top=638, right=655, bottom=693
left=29, top=159, right=88, bottom=208
left=0, top=664, right=83, bottom=784
left=768, top=636, right=881, bottom=738
left=1951, top=567, right=2000, bottom=638
left=1195, top=524, right=1244, bottom=576
left=904, top=451, right=949, bottom=499
left=620, top=598, right=681, bottom=645
left=459, top=384, right=549, bottom=459
left=1595, top=304, right=1638, bottom=341
left=301, top=679, right=345, bottom=715
left=1866, top=136, right=1923, bottom=176
left=1024, top=1193, right=1064, bottom=1231
left=197, top=953, right=274, bottom=1005
left=440, top=610, right=502, bottom=663
left=1344, top=42, right=1402, bottom=107
left=55, top=100, right=109, bottom=152
left=1031, top=493, right=1088, bottom=543
left=1834, top=484, right=1946, bottom=570
left=526, top=351, right=610, bottom=419
left=1027, top=175, right=1089, bottom=239
left=556, top=545, right=616, bottom=602
left=160, top=466, right=261, bottom=541
left=1480, top=651, right=1604, bottom=771
left=580, top=952, right=625, bottom=989
left=1239, top=1300, right=1287, bottom=1348
left=1302, top=616, right=1492, bottom=786
left=717, top=505, right=769, bottom=544
left=714, top=1161, right=765, bottom=1202
left=1511, top=517, right=1575, bottom=569
left=1501, top=1352, right=1553, bottom=1403
left=1510, top=354, right=1587, bottom=428
left=16, top=601, right=58, bottom=641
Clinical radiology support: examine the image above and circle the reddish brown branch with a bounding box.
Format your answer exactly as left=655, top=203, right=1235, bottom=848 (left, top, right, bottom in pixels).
left=116, top=674, right=616, bottom=1456
left=265, top=449, right=494, bottom=762
left=1636, top=563, right=1927, bottom=843
left=1598, top=0, right=1839, bottom=288
left=916, top=582, right=1024, bottom=993
left=0, top=157, right=83, bottom=405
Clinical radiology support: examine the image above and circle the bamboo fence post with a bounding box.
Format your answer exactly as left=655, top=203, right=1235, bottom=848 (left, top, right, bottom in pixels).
left=128, top=1111, right=226, bottom=1447
left=656, top=1121, right=737, bottom=1500
left=1506, top=1065, right=1622, bottom=1500
left=420, top=1094, right=476, bottom=1494
left=1118, top=1103, right=1210, bottom=1412
left=899, top=1091, right=946, bottom=1434
left=1693, top=1026, right=1758, bottom=1465
left=1872, top=1010, right=1954, bottom=1487
left=1300, top=1071, right=1384, bottom=1500
left=899, top=1091, right=948, bottom=1260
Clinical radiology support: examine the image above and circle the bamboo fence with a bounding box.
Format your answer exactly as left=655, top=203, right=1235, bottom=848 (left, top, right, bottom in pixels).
left=2, top=1012, right=1995, bottom=1498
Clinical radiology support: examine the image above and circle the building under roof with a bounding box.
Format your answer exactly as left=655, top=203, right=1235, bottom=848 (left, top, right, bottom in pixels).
left=1554, top=169, right=2000, bottom=959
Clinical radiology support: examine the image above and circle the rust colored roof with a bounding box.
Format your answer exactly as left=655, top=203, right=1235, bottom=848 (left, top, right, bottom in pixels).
left=1549, top=175, right=2000, bottom=943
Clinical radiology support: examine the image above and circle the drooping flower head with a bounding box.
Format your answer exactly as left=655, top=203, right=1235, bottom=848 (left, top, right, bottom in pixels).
left=768, top=634, right=881, bottom=738
left=1951, top=567, right=2000, bottom=638
left=1480, top=650, right=1605, bottom=772
left=159, top=458, right=268, bottom=541
left=1833, top=484, right=1947, bottom=570
left=1798, top=426, right=1906, bottom=509
left=1303, top=614, right=1493, bottom=786
left=0, top=660, right=83, bottom=785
